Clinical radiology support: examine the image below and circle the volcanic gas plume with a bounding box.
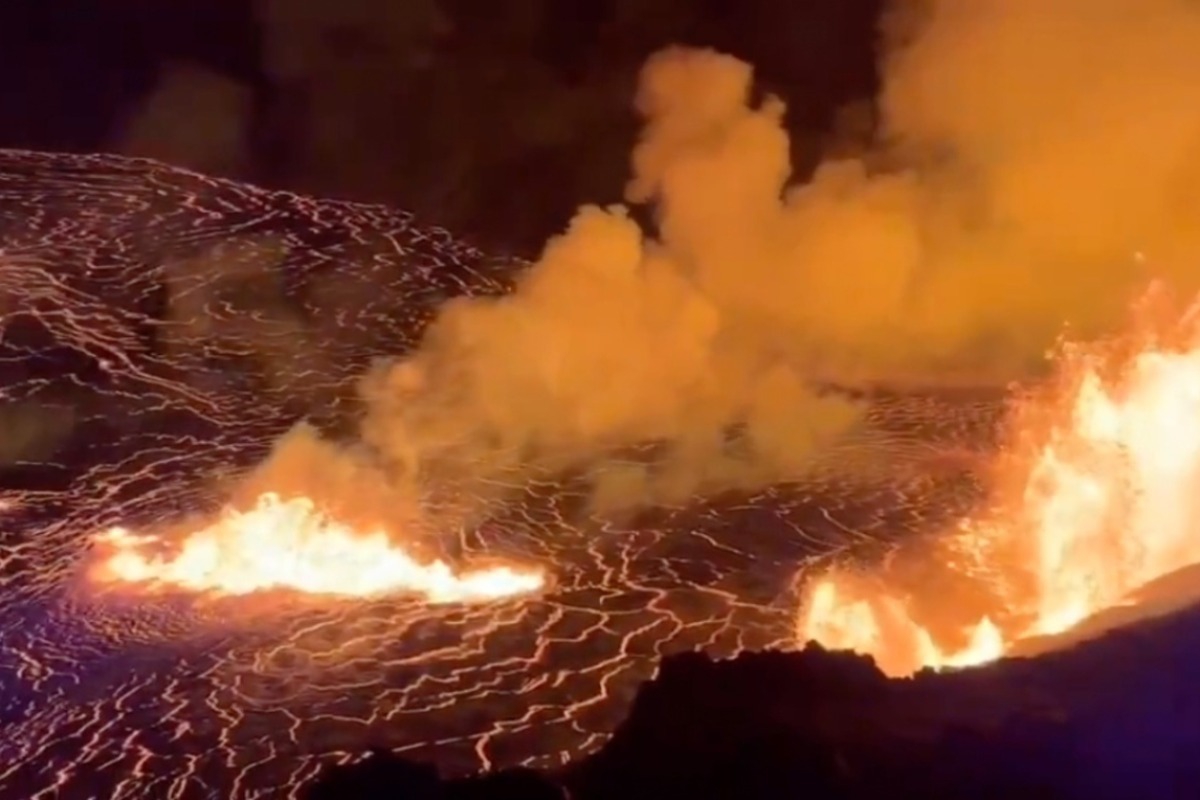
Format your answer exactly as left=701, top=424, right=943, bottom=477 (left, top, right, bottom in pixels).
left=226, top=0, right=1200, bottom=542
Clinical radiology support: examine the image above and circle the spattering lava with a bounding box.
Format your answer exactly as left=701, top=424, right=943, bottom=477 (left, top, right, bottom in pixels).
left=90, top=492, right=546, bottom=603
left=799, top=292, right=1200, bottom=676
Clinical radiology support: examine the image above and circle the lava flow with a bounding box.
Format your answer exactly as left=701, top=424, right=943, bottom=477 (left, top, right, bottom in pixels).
left=799, top=291, right=1200, bottom=676
left=90, top=492, right=546, bottom=603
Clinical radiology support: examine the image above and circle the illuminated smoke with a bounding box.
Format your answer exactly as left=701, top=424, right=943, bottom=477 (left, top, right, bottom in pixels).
left=106, top=1, right=1200, bottom=596
left=303, top=0, right=1200, bottom=520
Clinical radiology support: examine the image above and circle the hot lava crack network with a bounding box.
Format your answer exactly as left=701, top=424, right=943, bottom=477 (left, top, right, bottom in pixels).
left=0, top=148, right=999, bottom=800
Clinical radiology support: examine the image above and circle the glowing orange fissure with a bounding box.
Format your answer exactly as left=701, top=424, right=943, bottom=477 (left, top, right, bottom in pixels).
left=799, top=294, right=1200, bottom=676
left=91, top=493, right=546, bottom=604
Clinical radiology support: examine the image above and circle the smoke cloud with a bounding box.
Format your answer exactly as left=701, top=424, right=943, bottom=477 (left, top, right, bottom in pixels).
left=115, top=62, right=253, bottom=178
left=264, top=0, right=1200, bottom=523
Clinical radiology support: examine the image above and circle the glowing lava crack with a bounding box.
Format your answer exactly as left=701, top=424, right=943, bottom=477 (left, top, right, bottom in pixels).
left=91, top=493, right=546, bottom=602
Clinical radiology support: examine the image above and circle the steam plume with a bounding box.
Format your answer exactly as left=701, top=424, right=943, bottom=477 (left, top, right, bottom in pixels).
left=276, top=1, right=1200, bottom=520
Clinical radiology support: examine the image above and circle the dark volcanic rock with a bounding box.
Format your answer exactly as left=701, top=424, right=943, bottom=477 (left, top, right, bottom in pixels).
left=307, top=602, right=1200, bottom=800
left=307, top=756, right=564, bottom=800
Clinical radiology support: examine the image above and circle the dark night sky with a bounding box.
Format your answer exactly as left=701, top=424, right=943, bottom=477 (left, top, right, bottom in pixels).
left=0, top=0, right=882, bottom=251
left=0, top=1, right=261, bottom=150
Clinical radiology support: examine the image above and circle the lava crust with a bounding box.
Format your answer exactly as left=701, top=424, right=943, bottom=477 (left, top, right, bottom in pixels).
left=0, top=149, right=1000, bottom=799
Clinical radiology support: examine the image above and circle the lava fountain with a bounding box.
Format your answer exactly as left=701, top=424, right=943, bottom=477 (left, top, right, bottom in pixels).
left=799, top=289, right=1200, bottom=676
left=90, top=492, right=546, bottom=603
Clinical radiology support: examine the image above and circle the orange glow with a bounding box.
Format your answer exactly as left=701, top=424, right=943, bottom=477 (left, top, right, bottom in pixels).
left=90, top=492, right=546, bottom=603
left=800, top=578, right=1005, bottom=676
left=799, top=292, right=1200, bottom=675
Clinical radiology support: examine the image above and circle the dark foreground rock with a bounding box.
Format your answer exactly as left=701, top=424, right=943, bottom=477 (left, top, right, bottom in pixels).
left=308, top=598, right=1200, bottom=800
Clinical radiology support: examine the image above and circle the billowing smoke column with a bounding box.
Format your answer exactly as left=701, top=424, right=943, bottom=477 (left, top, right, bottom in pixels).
left=330, top=0, right=1200, bottom=512
left=98, top=0, right=1200, bottom=603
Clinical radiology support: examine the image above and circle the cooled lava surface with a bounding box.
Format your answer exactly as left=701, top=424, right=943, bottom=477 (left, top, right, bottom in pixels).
left=0, top=150, right=1001, bottom=799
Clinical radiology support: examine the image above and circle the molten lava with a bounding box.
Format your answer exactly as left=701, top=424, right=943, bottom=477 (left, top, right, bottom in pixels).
left=91, top=492, right=546, bottom=603
left=799, top=293, right=1200, bottom=676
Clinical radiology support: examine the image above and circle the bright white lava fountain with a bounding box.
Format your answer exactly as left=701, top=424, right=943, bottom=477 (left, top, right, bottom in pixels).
left=800, top=291, right=1200, bottom=675
left=91, top=492, right=545, bottom=604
